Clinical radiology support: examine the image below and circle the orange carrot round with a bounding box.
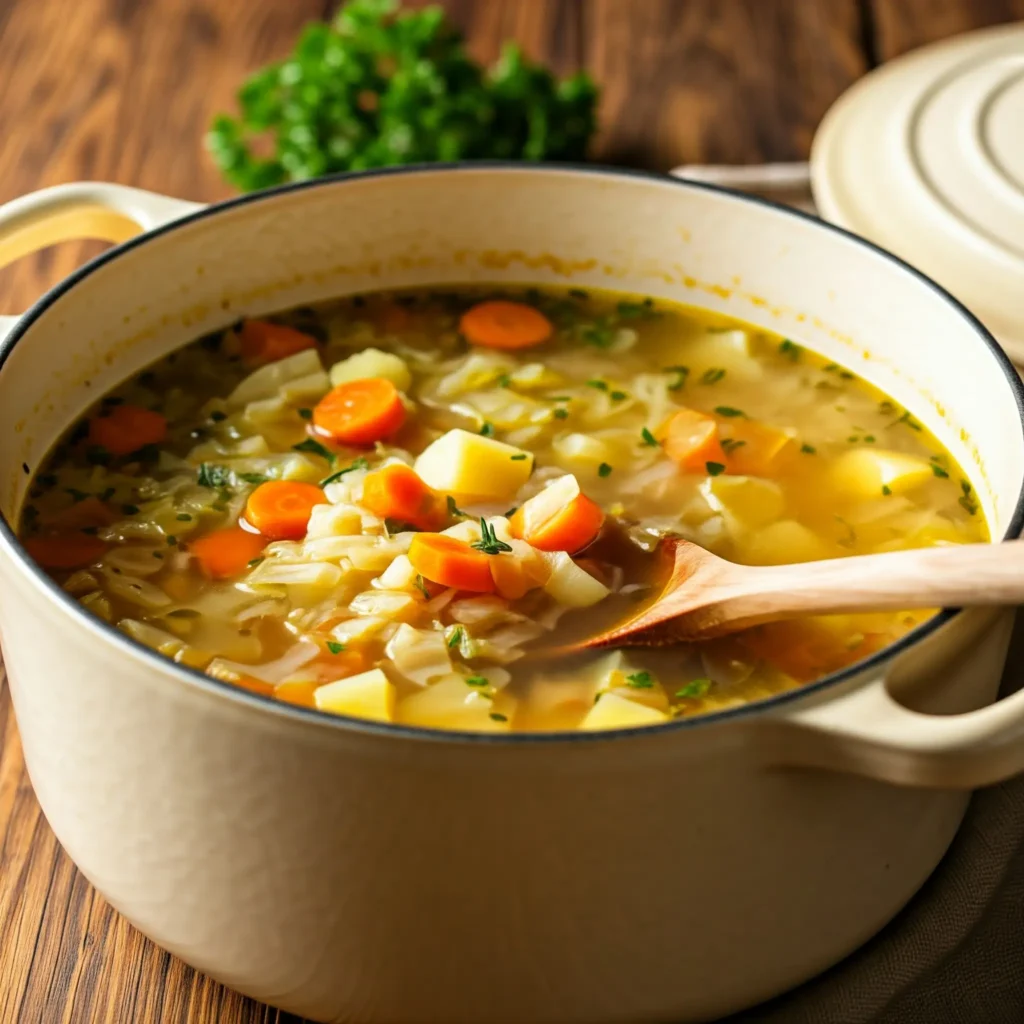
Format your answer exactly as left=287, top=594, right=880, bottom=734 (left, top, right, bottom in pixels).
left=459, top=300, right=553, bottom=350
left=510, top=492, right=604, bottom=554
left=408, top=533, right=496, bottom=593
left=657, top=409, right=727, bottom=473
left=23, top=533, right=107, bottom=570
left=244, top=481, right=326, bottom=541
left=361, top=464, right=444, bottom=531
left=88, top=404, right=167, bottom=457
left=239, top=320, right=317, bottom=364
left=312, top=378, right=406, bottom=446
left=191, top=527, right=268, bottom=579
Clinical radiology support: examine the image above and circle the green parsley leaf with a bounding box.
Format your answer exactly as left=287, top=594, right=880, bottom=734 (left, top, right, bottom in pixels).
left=238, top=472, right=268, bottom=485
left=779, top=339, right=801, bottom=361
left=610, top=390, right=628, bottom=402
left=122, top=503, right=140, bottom=515
left=297, top=407, right=313, bottom=420
left=705, top=462, right=726, bottom=476
left=320, top=456, right=369, bottom=486
left=598, top=462, right=613, bottom=478
left=471, top=518, right=513, bottom=556
left=447, top=495, right=466, bottom=518
left=293, top=437, right=336, bottom=463
left=247, top=556, right=265, bottom=568
left=479, top=422, right=495, bottom=437
left=586, top=379, right=608, bottom=391
left=413, top=575, right=431, bottom=599
left=176, top=513, right=193, bottom=522
left=497, top=374, right=512, bottom=388
left=510, top=453, right=527, bottom=461
left=64, top=488, right=90, bottom=503
left=720, top=438, right=746, bottom=454
left=700, top=368, right=726, bottom=385
left=210, top=410, right=227, bottom=422
left=676, top=678, right=712, bottom=699
left=800, top=444, right=817, bottom=455
left=553, top=407, right=569, bottom=419
left=640, top=427, right=658, bottom=447
left=665, top=365, right=689, bottom=391
left=447, top=626, right=464, bottom=649
left=714, top=406, right=745, bottom=418
left=626, top=671, right=654, bottom=689
left=881, top=485, right=892, bottom=496
left=465, top=675, right=489, bottom=688
left=326, top=641, right=346, bottom=655
left=931, top=463, right=950, bottom=478
left=489, top=712, right=508, bottom=722
left=896, top=410, right=922, bottom=431
left=504, top=506, right=518, bottom=518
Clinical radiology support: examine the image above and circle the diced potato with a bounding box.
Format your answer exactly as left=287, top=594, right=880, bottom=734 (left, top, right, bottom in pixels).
left=375, top=554, right=418, bottom=591
left=349, top=590, right=417, bottom=620
left=396, top=675, right=509, bottom=731
left=542, top=551, right=610, bottom=607
left=306, top=502, right=364, bottom=539
left=737, top=520, right=832, bottom=565
left=831, top=448, right=933, bottom=498
left=680, top=330, right=762, bottom=382
left=315, top=668, right=395, bottom=722
left=414, top=428, right=534, bottom=500
left=699, top=475, right=785, bottom=530
left=329, top=348, right=412, bottom=392
left=581, top=693, right=670, bottom=730
left=332, top=616, right=388, bottom=644
left=553, top=433, right=615, bottom=468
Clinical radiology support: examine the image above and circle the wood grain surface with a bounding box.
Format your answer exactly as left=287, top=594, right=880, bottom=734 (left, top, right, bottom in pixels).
left=0, top=1, right=1021, bottom=1021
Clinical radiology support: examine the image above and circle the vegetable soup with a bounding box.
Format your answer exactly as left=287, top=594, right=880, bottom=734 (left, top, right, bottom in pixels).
left=18, top=288, right=987, bottom=732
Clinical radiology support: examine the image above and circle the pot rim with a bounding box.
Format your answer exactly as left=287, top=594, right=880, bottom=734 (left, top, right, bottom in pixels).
left=1, top=161, right=1022, bottom=746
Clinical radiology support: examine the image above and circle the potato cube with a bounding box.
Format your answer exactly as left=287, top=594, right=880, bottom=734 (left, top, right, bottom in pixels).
left=314, top=669, right=395, bottom=722
left=581, top=692, right=669, bottom=730
left=414, top=428, right=534, bottom=500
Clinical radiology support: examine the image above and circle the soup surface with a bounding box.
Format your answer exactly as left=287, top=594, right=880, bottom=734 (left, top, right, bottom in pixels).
left=19, top=288, right=987, bottom=732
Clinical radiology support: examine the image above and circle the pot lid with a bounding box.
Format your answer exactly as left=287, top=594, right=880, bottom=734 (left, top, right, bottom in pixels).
left=811, top=24, right=1024, bottom=361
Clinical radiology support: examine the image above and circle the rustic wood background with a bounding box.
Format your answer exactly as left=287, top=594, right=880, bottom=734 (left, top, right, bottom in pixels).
left=1, top=0, right=1022, bottom=1020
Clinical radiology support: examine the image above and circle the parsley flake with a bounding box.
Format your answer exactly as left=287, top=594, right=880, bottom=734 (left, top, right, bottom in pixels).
left=706, top=462, right=726, bottom=476
left=293, top=437, right=336, bottom=463
left=640, top=427, right=658, bottom=447
left=326, top=641, right=346, bottom=655
left=471, top=518, right=513, bottom=556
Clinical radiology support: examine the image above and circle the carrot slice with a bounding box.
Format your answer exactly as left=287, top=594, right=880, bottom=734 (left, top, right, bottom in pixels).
left=191, top=527, right=268, bottom=579
left=459, top=300, right=553, bottom=350
left=656, top=409, right=727, bottom=473
left=244, top=481, right=326, bottom=541
left=361, top=464, right=445, bottom=531
left=239, top=320, right=317, bottom=364
left=88, top=405, right=167, bottom=457
left=510, top=492, right=604, bottom=554
left=312, top=377, right=406, bottom=446
left=24, top=533, right=107, bottom=570
left=408, top=534, right=496, bottom=593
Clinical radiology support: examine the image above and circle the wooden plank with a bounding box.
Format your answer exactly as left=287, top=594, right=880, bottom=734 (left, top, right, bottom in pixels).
left=584, top=0, right=869, bottom=168
left=870, top=0, right=1024, bottom=59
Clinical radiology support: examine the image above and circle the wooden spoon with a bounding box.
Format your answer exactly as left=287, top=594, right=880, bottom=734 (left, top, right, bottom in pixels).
left=579, top=536, right=1024, bottom=650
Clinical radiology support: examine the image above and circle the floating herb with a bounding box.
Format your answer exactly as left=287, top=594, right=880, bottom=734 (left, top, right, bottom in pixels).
left=510, top=453, right=527, bottom=461
left=598, top=462, right=613, bottom=478
left=896, top=410, right=922, bottom=432
left=720, top=438, right=746, bottom=455
left=293, top=437, right=337, bottom=463
left=800, top=444, right=817, bottom=455
left=586, top=379, right=608, bottom=391
left=497, top=374, right=512, bottom=388
left=413, top=575, right=431, bottom=599
left=197, top=463, right=231, bottom=488
left=959, top=480, right=979, bottom=516
left=247, top=556, right=265, bottom=568
left=447, top=495, right=466, bottom=518
left=238, top=472, right=268, bottom=485
left=297, top=407, right=313, bottom=420
left=610, top=390, right=628, bottom=402
left=320, top=456, right=369, bottom=487
left=676, top=678, right=712, bottom=699
left=779, top=339, right=801, bottom=361
left=706, top=462, right=726, bottom=476
left=447, top=626, right=464, bottom=649
left=479, top=422, right=495, bottom=437
left=700, top=368, right=726, bottom=386
left=714, top=406, right=745, bottom=418
left=489, top=712, right=508, bottom=722
left=568, top=288, right=589, bottom=300
left=465, top=675, right=489, bottom=688
left=626, top=671, right=654, bottom=689
left=553, top=407, right=569, bottom=419
left=931, top=463, right=950, bottom=479
left=210, top=410, right=227, bottom=422
left=881, top=485, right=892, bottom=496
left=64, top=488, right=90, bottom=503
left=122, top=503, right=140, bottom=515
left=326, top=641, right=346, bottom=655
left=666, top=365, right=689, bottom=391
left=471, top=518, right=513, bottom=556
left=640, top=427, right=658, bottom=447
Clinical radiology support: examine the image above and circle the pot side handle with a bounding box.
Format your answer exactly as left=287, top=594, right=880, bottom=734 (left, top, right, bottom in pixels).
left=756, top=637, right=1024, bottom=790
left=0, top=181, right=204, bottom=341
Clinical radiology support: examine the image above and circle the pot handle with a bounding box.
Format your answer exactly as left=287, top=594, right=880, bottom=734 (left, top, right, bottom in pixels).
left=0, top=181, right=204, bottom=339
left=756, top=616, right=1024, bottom=789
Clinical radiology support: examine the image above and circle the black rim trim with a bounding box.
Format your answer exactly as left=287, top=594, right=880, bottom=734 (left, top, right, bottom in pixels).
left=1, top=161, right=1022, bottom=746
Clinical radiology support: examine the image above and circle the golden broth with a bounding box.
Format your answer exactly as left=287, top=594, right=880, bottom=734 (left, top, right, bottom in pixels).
left=19, top=288, right=987, bottom=731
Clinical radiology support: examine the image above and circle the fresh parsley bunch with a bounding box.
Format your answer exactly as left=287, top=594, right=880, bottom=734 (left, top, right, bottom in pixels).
left=207, top=0, right=599, bottom=191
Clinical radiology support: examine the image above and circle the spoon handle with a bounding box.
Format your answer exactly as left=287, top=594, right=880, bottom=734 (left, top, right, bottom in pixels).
left=742, top=538, right=1024, bottom=621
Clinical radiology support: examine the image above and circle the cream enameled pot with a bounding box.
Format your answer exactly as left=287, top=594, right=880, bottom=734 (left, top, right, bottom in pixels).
left=1, top=166, right=1023, bottom=1023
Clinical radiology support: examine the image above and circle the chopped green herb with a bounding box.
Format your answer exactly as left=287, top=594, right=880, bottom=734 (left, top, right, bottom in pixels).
left=959, top=480, right=978, bottom=515
left=616, top=300, right=653, bottom=319
left=297, top=407, right=313, bottom=420
left=197, top=463, right=231, bottom=488
left=568, top=288, right=589, bottom=300
left=553, top=407, right=569, bottom=419
left=465, top=675, right=489, bottom=688
left=823, top=363, right=839, bottom=372
left=598, top=462, right=613, bottom=478
left=930, top=463, right=950, bottom=479
left=626, top=671, right=654, bottom=689
left=479, top=422, right=495, bottom=437
left=413, top=575, right=431, bottom=599
left=99, top=487, right=116, bottom=502
left=247, top=556, right=265, bottom=568
left=176, top=513, right=193, bottom=522
left=293, top=437, right=336, bottom=463
left=447, top=495, right=466, bottom=518
left=135, top=443, right=161, bottom=464
left=700, top=368, right=726, bottom=385
left=504, top=506, right=518, bottom=518
left=166, top=535, right=178, bottom=546
left=551, top=396, right=572, bottom=401
left=579, top=320, right=615, bottom=348
left=666, top=366, right=689, bottom=391
left=881, top=485, right=893, bottom=496
left=122, top=503, right=140, bottom=515
left=489, top=712, right=508, bottom=722
left=610, top=390, right=628, bottom=402
left=779, top=339, right=801, bottom=361
left=720, top=438, right=746, bottom=455
left=326, top=641, right=346, bottom=655
left=835, top=515, right=857, bottom=548
left=447, top=626, right=464, bottom=649
left=210, top=410, right=227, bottom=422
left=896, top=410, right=922, bottom=431
left=847, top=436, right=859, bottom=444
left=586, top=379, right=608, bottom=391
left=706, top=461, right=726, bottom=476
left=471, top=518, right=513, bottom=556
left=839, top=371, right=855, bottom=380
left=510, top=453, right=528, bottom=461
left=879, top=400, right=896, bottom=414
left=320, top=457, right=369, bottom=486
left=152, top=551, right=164, bottom=560
left=864, top=435, right=876, bottom=443
left=640, top=427, right=658, bottom=447
left=800, top=444, right=817, bottom=455
left=238, top=472, right=268, bottom=485
left=676, top=678, right=712, bottom=699
left=497, top=374, right=512, bottom=388
left=64, top=488, right=90, bottom=503
left=714, top=406, right=745, bottom=418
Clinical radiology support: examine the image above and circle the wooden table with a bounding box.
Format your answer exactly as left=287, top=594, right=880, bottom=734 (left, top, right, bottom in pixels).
left=1, top=1, right=1022, bottom=1020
